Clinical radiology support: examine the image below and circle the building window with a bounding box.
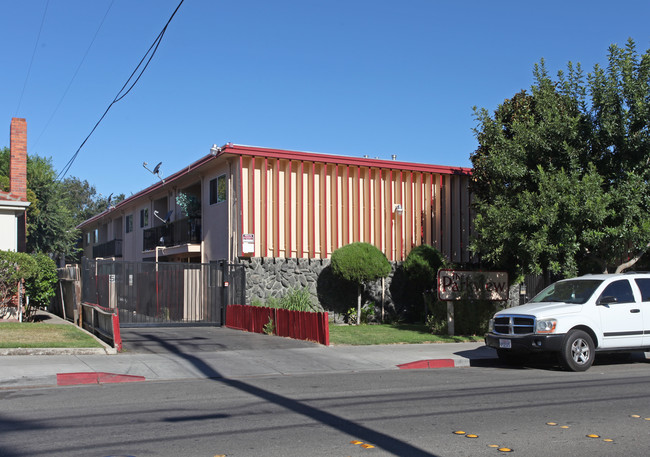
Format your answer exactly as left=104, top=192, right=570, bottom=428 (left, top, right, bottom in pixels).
left=126, top=214, right=133, bottom=233
left=209, top=174, right=227, bottom=204
left=86, top=232, right=91, bottom=246
left=93, top=229, right=98, bottom=244
left=140, top=208, right=149, bottom=228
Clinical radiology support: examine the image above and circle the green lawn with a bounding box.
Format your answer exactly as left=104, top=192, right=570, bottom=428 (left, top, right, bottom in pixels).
left=329, top=323, right=484, bottom=345
left=0, top=323, right=104, bottom=349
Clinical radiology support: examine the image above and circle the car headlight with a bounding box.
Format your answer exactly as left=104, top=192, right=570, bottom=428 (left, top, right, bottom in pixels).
left=488, top=318, right=495, bottom=333
left=536, top=319, right=557, bottom=334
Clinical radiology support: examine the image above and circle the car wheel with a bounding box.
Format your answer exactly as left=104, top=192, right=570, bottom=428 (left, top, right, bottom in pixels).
left=559, top=330, right=594, bottom=372
left=496, top=349, right=529, bottom=366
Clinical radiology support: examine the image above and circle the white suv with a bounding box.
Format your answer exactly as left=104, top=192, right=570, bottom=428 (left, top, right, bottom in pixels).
left=485, top=273, right=650, bottom=371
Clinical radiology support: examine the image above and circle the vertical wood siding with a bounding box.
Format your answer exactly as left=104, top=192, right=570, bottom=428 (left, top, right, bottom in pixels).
left=239, top=156, right=472, bottom=262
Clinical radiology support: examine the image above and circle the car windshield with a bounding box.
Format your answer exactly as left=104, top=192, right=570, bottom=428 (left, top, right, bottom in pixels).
left=529, top=279, right=604, bottom=304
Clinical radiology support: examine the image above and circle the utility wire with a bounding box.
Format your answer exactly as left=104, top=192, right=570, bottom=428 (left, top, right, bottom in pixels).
left=57, top=0, right=185, bottom=181
left=32, top=0, right=116, bottom=150
left=15, top=0, right=50, bottom=116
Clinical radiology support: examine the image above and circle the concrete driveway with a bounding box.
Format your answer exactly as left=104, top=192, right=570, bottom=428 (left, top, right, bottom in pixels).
left=119, top=326, right=320, bottom=354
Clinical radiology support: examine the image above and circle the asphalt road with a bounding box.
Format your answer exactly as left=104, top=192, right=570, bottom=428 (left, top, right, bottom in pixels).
left=2, top=359, right=650, bottom=457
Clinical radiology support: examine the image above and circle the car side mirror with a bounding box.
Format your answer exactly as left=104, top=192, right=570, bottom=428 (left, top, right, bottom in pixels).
left=597, top=296, right=618, bottom=306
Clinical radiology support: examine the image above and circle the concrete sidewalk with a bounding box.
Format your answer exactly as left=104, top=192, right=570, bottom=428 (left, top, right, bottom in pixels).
left=0, top=341, right=497, bottom=389
left=0, top=310, right=498, bottom=389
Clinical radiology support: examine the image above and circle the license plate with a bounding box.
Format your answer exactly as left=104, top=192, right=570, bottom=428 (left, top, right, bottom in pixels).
left=499, top=339, right=512, bottom=349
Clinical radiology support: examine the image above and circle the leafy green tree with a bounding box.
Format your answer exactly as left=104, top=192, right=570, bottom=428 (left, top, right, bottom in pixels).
left=471, top=39, right=650, bottom=279
left=0, top=250, right=57, bottom=319
left=24, top=155, right=78, bottom=259
left=62, top=176, right=124, bottom=226
left=331, top=242, right=391, bottom=325
left=1, top=151, right=121, bottom=261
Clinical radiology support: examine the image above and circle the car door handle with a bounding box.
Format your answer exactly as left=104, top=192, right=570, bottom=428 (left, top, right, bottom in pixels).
left=630, top=309, right=641, bottom=313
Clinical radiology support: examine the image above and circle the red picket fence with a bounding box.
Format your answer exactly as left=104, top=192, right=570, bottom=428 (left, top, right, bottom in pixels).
left=225, top=304, right=329, bottom=346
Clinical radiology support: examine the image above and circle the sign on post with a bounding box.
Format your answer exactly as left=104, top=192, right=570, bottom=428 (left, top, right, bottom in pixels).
left=242, top=233, right=255, bottom=254
left=437, top=270, right=509, bottom=301
left=437, top=270, right=509, bottom=336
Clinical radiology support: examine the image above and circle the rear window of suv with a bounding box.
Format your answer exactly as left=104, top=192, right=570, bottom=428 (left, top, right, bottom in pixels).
left=634, top=278, right=650, bottom=302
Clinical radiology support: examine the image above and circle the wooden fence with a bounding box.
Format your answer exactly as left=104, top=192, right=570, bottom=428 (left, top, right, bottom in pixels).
left=225, top=304, right=329, bottom=345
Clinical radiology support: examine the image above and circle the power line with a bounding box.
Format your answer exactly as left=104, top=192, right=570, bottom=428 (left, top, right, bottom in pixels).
left=15, top=0, right=50, bottom=116
left=57, top=0, right=185, bottom=181
left=32, top=0, right=116, bottom=150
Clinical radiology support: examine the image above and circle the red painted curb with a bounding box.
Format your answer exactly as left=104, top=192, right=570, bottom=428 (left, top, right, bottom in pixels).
left=397, top=359, right=456, bottom=369
left=57, top=372, right=146, bottom=386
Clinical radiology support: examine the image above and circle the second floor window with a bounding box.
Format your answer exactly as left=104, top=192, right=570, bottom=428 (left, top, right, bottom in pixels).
left=126, top=215, right=133, bottom=233
left=210, top=174, right=227, bottom=204
left=140, top=208, right=149, bottom=228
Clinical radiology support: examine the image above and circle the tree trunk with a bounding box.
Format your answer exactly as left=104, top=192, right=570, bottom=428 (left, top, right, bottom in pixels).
left=356, top=283, right=362, bottom=326
left=614, top=242, right=650, bottom=273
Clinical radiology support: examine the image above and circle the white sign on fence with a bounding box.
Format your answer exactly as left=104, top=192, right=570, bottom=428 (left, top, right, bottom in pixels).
left=437, top=269, right=508, bottom=301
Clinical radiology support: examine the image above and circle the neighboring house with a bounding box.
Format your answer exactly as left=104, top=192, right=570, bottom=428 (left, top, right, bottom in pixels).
left=0, top=118, right=30, bottom=253
left=78, top=144, right=473, bottom=265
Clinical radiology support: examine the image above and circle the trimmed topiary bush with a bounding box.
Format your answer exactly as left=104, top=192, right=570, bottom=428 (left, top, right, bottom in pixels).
left=331, top=242, right=391, bottom=325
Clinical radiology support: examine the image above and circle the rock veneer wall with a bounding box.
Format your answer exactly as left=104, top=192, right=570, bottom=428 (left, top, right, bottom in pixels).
left=238, top=257, right=526, bottom=324
left=239, top=257, right=403, bottom=322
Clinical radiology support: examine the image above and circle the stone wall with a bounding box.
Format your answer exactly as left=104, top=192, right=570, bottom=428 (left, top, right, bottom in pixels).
left=239, top=257, right=412, bottom=322
left=238, top=257, right=527, bottom=324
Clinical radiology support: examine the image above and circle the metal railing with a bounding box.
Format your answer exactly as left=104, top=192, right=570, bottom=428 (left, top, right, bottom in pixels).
left=143, top=217, right=201, bottom=251
left=81, top=258, right=245, bottom=327
left=93, top=239, right=123, bottom=258
left=80, top=302, right=122, bottom=351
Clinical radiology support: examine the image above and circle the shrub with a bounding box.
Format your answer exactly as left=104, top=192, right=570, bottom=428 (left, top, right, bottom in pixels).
left=251, top=288, right=316, bottom=312
left=331, top=242, right=391, bottom=325
left=0, top=251, right=34, bottom=309
left=425, top=296, right=499, bottom=335
left=0, top=251, right=57, bottom=320
left=331, top=242, right=391, bottom=284
left=24, top=252, right=57, bottom=308
left=279, top=288, right=316, bottom=312
left=403, top=244, right=446, bottom=292
left=403, top=244, right=447, bottom=321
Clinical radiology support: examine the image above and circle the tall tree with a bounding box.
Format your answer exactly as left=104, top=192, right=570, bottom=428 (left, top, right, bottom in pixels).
left=471, top=39, right=650, bottom=279
left=23, top=155, right=78, bottom=258
left=2, top=150, right=109, bottom=260
left=62, top=176, right=124, bottom=226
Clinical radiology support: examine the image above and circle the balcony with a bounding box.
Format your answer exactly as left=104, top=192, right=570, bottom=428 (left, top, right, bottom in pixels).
left=93, top=239, right=123, bottom=258
left=143, top=217, right=201, bottom=252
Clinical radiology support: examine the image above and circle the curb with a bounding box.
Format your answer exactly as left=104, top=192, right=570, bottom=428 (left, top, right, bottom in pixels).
left=0, top=347, right=115, bottom=356
left=57, top=372, right=146, bottom=386
left=397, top=358, right=470, bottom=369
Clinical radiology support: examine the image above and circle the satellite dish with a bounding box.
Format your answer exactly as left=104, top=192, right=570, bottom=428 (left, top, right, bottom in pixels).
left=153, top=162, right=162, bottom=175
left=164, top=210, right=173, bottom=223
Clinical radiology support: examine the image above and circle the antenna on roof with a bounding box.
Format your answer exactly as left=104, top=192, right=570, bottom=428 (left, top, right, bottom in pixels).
left=154, top=210, right=173, bottom=225
left=143, top=161, right=165, bottom=183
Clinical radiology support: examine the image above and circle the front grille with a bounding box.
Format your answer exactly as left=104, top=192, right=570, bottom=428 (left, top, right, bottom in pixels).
left=493, top=315, right=535, bottom=335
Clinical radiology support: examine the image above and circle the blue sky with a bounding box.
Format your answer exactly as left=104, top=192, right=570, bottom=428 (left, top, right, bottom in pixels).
left=2, top=0, right=649, bottom=198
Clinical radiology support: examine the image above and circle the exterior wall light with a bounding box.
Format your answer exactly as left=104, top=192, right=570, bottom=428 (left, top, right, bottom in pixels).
left=394, top=204, right=404, bottom=216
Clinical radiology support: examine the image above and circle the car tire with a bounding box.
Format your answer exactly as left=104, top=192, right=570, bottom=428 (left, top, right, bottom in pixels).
left=559, top=330, right=594, bottom=372
left=496, top=349, right=529, bottom=366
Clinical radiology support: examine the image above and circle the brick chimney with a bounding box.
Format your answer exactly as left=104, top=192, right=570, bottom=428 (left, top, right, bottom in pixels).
left=9, top=117, right=27, bottom=202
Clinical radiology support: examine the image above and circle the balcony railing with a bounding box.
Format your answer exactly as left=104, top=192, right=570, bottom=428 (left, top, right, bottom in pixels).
left=93, top=239, right=123, bottom=258
left=143, top=217, right=201, bottom=252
